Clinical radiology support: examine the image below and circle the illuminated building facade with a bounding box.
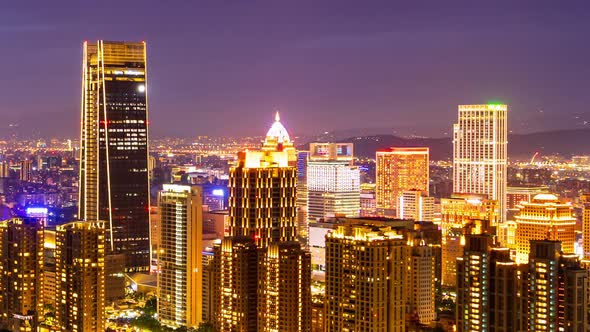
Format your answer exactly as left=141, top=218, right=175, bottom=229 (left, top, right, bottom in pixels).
left=581, top=194, right=590, bottom=260
left=514, top=194, right=576, bottom=264
left=214, top=114, right=311, bottom=332
left=360, top=183, right=377, bottom=217
left=399, top=190, right=434, bottom=221
left=78, top=40, right=150, bottom=272
left=157, top=184, right=203, bottom=328
left=440, top=194, right=498, bottom=287
left=376, top=147, right=429, bottom=217
left=453, top=104, right=508, bottom=222
left=258, top=241, right=311, bottom=332
left=19, top=160, right=33, bottom=182
left=55, top=221, right=105, bottom=332
left=527, top=240, right=588, bottom=332
left=0, top=217, right=44, bottom=332
left=213, top=237, right=258, bottom=332
left=325, top=224, right=406, bottom=332
left=408, top=239, right=435, bottom=325
left=297, top=151, right=309, bottom=246
left=307, top=143, right=359, bottom=222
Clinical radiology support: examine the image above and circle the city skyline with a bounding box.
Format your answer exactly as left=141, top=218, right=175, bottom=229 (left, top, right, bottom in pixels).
left=2, top=2, right=590, bottom=138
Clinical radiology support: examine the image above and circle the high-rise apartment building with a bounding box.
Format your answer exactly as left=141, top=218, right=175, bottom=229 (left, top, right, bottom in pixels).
left=408, top=239, right=436, bottom=326
left=213, top=114, right=310, bottom=332
left=453, top=104, right=508, bottom=222
left=399, top=190, right=434, bottom=221
left=307, top=143, right=359, bottom=222
left=527, top=240, right=588, bottom=332
left=581, top=194, right=590, bottom=260
left=376, top=147, right=429, bottom=217
left=325, top=224, right=407, bottom=332
left=0, top=217, right=44, bottom=332
left=78, top=40, right=150, bottom=272
left=157, top=184, right=203, bottom=329
left=55, top=221, right=105, bottom=332
left=514, top=194, right=576, bottom=264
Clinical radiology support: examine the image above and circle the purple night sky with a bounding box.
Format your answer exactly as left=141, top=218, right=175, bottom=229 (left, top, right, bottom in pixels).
left=1, top=1, right=589, bottom=138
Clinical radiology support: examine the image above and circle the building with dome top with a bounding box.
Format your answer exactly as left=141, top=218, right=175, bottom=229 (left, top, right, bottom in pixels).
left=513, top=193, right=576, bottom=264
left=262, top=112, right=297, bottom=166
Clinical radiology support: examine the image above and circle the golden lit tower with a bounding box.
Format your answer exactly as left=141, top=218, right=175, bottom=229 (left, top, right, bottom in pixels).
left=0, top=217, right=44, bottom=332
left=79, top=40, right=150, bottom=272
left=581, top=194, right=590, bottom=260
left=514, top=194, right=576, bottom=264
left=214, top=113, right=311, bottom=332
left=157, top=185, right=203, bottom=329
left=228, top=147, right=297, bottom=247
left=440, top=194, right=498, bottom=287
left=55, top=221, right=105, bottom=332
left=453, top=104, right=508, bottom=222
left=376, top=147, right=429, bottom=217
left=407, top=238, right=436, bottom=326
left=325, top=224, right=407, bottom=332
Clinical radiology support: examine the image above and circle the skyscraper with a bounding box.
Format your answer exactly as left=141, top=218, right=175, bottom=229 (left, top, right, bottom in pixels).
left=0, top=217, right=44, bottom=332
left=214, top=114, right=310, bottom=332
left=307, top=143, right=360, bottom=222
left=376, top=147, right=429, bottom=217
left=514, top=194, right=576, bottom=264
left=527, top=240, right=588, bottom=332
left=296, top=150, right=310, bottom=246
left=55, top=221, right=105, bottom=332
left=453, top=104, right=508, bottom=222
left=325, top=224, right=407, bottom=332
left=157, top=184, right=203, bottom=329
left=79, top=40, right=150, bottom=272
left=407, top=238, right=436, bottom=326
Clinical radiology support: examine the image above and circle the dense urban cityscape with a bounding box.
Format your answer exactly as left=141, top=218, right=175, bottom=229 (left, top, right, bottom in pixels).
left=2, top=3, right=590, bottom=332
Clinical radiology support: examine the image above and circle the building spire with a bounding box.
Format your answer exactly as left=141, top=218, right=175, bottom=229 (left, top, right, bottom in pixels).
left=275, top=111, right=280, bottom=122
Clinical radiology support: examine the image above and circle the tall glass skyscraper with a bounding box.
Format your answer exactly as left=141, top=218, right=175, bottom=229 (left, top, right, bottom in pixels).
left=79, top=40, right=150, bottom=272
left=453, top=104, right=507, bottom=222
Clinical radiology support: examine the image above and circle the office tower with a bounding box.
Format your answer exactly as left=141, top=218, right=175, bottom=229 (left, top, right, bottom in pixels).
left=297, top=150, right=310, bottom=246
left=157, top=184, right=203, bottom=329
left=407, top=239, right=435, bottom=326
left=399, top=190, right=434, bottom=221
left=325, top=224, right=406, bottom=332
left=55, top=221, right=105, bottom=332
left=258, top=241, right=311, bottom=332
left=228, top=152, right=297, bottom=247
left=213, top=237, right=259, bottom=332
left=376, top=147, right=429, bottom=217
left=514, top=194, right=576, bottom=264
left=19, top=159, right=33, bottom=182
left=78, top=40, right=150, bottom=272
left=440, top=194, right=498, bottom=287
left=360, top=183, right=377, bottom=217
left=214, top=114, right=310, bottom=332
left=0, top=217, right=44, bottom=332
left=527, top=240, right=588, bottom=332
left=307, top=143, right=360, bottom=222
left=453, top=104, right=508, bottom=222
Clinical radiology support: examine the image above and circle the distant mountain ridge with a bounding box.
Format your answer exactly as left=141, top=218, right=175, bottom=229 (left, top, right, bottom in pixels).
left=300, top=129, right=590, bottom=161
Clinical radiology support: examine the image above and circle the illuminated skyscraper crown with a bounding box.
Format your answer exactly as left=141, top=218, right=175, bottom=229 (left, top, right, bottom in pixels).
left=265, top=112, right=291, bottom=144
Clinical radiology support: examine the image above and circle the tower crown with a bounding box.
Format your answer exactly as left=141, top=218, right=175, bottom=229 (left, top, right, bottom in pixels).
left=265, top=111, right=290, bottom=144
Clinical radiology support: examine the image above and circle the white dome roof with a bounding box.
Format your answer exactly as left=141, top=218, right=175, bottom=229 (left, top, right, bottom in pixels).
left=533, top=193, right=558, bottom=201
left=266, top=112, right=290, bottom=143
